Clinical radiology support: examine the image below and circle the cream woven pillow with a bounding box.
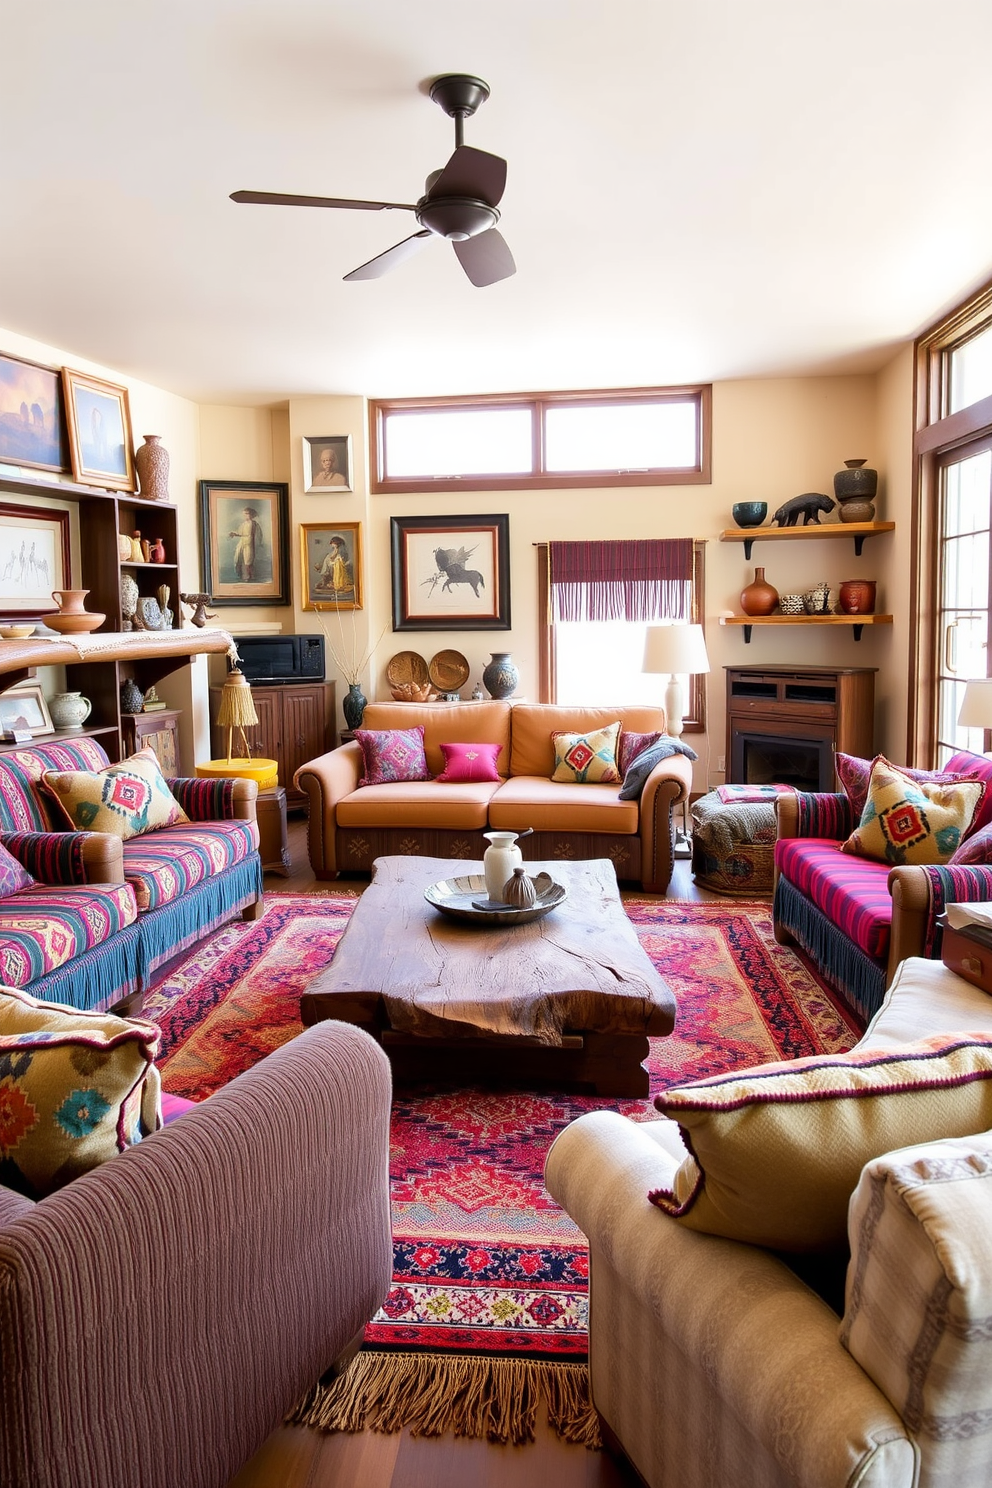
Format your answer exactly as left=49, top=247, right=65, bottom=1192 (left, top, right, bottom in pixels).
left=42, top=745, right=188, bottom=840
left=841, top=756, right=985, bottom=866
left=649, top=1034, right=992, bottom=1252
left=550, top=722, right=622, bottom=784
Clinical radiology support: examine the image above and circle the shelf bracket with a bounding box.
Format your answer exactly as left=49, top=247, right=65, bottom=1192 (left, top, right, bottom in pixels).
left=743, top=624, right=753, bottom=644
left=853, top=623, right=864, bottom=641
left=743, top=537, right=754, bottom=560
left=854, top=535, right=866, bottom=557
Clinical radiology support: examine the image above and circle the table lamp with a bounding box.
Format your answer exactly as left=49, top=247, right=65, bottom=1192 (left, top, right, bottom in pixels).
left=195, top=668, right=279, bottom=789
left=642, top=624, right=710, bottom=737
left=957, top=679, right=992, bottom=752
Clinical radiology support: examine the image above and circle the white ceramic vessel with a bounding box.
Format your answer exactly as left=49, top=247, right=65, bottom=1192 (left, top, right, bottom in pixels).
left=49, top=691, right=92, bottom=730
left=482, top=831, right=524, bottom=904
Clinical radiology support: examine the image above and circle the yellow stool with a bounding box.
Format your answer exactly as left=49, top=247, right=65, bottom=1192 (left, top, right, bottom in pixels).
left=195, top=758, right=279, bottom=790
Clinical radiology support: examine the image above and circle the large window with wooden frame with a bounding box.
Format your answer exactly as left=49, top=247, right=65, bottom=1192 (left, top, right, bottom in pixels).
left=911, top=278, right=992, bottom=765
left=369, top=386, right=711, bottom=495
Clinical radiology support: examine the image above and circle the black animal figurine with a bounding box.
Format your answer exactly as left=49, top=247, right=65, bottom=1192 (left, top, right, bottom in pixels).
left=772, top=492, right=835, bottom=527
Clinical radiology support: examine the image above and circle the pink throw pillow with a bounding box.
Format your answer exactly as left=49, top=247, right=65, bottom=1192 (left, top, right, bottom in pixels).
left=618, top=730, right=663, bottom=778
left=945, top=750, right=992, bottom=835
left=435, top=742, right=503, bottom=784
left=355, top=727, right=432, bottom=787
left=949, top=820, right=992, bottom=865
left=0, top=841, right=34, bottom=899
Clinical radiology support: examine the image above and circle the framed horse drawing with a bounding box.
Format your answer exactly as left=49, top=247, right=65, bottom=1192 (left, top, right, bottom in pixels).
left=390, top=513, right=510, bottom=631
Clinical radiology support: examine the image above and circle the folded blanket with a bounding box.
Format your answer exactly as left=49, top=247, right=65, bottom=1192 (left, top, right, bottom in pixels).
left=716, top=783, right=795, bottom=804
left=619, top=737, right=698, bottom=801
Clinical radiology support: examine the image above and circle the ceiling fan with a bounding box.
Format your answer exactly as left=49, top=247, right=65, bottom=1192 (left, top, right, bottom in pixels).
left=231, top=74, right=515, bottom=288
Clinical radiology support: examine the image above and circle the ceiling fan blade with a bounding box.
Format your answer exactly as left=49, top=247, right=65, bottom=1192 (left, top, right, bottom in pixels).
left=230, top=190, right=416, bottom=213
left=344, top=230, right=433, bottom=281
left=453, top=229, right=516, bottom=287
left=425, top=146, right=507, bottom=207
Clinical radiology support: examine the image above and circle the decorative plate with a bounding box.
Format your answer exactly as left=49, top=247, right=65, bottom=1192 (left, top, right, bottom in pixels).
left=428, top=649, right=470, bottom=692
left=386, top=650, right=430, bottom=689
left=424, top=872, right=567, bottom=926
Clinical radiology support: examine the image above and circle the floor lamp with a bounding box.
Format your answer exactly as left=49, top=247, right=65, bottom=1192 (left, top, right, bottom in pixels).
left=642, top=624, right=710, bottom=855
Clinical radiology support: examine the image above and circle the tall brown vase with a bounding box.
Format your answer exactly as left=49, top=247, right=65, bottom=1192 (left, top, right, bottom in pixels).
left=740, top=567, right=779, bottom=616
left=135, top=435, right=171, bottom=501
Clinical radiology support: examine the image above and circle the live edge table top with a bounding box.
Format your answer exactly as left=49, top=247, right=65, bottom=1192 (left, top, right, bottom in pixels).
left=301, top=855, right=675, bottom=1097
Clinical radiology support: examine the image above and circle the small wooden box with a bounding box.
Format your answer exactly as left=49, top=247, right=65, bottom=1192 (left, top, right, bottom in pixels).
left=940, top=921, right=992, bottom=997
left=122, top=708, right=182, bottom=776
left=256, top=786, right=290, bottom=877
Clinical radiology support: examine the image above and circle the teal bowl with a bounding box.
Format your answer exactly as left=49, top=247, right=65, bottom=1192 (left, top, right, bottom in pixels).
left=732, top=502, right=767, bottom=528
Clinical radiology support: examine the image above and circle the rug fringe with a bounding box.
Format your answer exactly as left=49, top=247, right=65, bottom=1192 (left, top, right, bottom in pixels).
left=288, top=1350, right=602, bottom=1448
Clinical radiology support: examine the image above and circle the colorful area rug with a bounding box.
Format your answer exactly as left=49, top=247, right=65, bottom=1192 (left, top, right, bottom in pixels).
left=145, top=891, right=859, bottom=1442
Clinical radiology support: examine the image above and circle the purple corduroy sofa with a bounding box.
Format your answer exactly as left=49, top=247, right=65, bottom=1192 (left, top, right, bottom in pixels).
left=0, top=1020, right=394, bottom=1488
left=0, top=737, right=263, bottom=1012
left=773, top=750, right=992, bottom=1022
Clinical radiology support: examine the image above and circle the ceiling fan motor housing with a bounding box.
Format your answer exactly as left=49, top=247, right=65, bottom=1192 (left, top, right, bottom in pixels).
left=416, top=194, right=499, bottom=240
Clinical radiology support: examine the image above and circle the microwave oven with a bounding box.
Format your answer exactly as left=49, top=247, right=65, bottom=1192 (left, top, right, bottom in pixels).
left=231, top=634, right=325, bottom=684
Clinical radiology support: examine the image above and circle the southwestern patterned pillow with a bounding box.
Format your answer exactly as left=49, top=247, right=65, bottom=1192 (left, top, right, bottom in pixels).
left=0, top=840, right=34, bottom=899
left=841, top=757, right=984, bottom=866
left=0, top=983, right=162, bottom=1198
left=42, top=746, right=188, bottom=840
left=617, top=729, right=663, bottom=778
left=835, top=751, right=980, bottom=824
left=551, top=722, right=622, bottom=785
left=435, top=741, right=503, bottom=783
left=355, top=726, right=432, bottom=787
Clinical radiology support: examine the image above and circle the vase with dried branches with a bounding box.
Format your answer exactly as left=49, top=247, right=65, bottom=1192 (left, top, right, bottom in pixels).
left=312, top=604, right=386, bottom=731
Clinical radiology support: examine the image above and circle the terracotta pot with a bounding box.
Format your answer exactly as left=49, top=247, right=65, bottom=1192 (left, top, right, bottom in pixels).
left=740, top=567, right=779, bottom=616
left=838, top=579, right=877, bottom=614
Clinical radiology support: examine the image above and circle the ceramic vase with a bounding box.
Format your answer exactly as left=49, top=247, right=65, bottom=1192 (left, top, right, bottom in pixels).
left=838, top=578, right=877, bottom=614
left=120, top=678, right=144, bottom=714
left=740, top=567, right=779, bottom=616
left=483, top=831, right=523, bottom=903
left=149, top=538, right=166, bottom=563
left=483, top=652, right=519, bottom=700
left=135, top=435, right=171, bottom=501
left=834, top=459, right=877, bottom=523
left=118, top=533, right=133, bottom=562
left=49, top=691, right=92, bottom=730
left=342, top=682, right=367, bottom=731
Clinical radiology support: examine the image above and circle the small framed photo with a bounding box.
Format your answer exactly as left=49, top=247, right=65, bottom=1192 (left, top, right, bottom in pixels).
left=0, top=352, right=68, bottom=473
left=300, top=521, right=363, bottom=610
left=390, top=513, right=510, bottom=631
left=0, top=503, right=71, bottom=616
left=199, top=480, right=291, bottom=606
left=303, top=435, right=352, bottom=492
left=61, top=368, right=135, bottom=491
left=0, top=681, right=54, bottom=738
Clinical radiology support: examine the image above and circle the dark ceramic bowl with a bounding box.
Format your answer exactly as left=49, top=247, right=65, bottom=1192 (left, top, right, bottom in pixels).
left=732, top=502, right=767, bottom=528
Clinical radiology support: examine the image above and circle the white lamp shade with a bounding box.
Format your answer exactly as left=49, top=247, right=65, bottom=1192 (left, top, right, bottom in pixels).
left=958, top=679, right=992, bottom=728
left=642, top=624, right=711, bottom=676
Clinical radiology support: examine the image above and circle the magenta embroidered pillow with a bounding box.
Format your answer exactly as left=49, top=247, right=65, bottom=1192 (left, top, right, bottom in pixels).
left=435, top=742, right=503, bottom=784
left=617, top=730, right=663, bottom=778
left=949, top=820, right=992, bottom=866
left=355, top=726, right=432, bottom=787
left=945, top=750, right=992, bottom=835
left=0, top=841, right=34, bottom=900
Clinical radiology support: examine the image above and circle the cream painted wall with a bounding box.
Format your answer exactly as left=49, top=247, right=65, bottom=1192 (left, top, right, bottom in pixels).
left=873, top=345, right=915, bottom=762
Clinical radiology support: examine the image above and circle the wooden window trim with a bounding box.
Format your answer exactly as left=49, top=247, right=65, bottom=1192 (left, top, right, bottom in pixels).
left=369, top=385, right=712, bottom=495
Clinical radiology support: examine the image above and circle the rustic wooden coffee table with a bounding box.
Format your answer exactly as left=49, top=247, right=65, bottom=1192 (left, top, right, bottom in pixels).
left=301, top=855, right=675, bottom=1096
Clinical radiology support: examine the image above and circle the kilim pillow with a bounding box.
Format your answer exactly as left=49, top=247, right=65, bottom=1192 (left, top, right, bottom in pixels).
left=649, top=1034, right=992, bottom=1252
left=435, top=741, right=503, bottom=784
left=42, top=746, right=189, bottom=840
left=835, top=751, right=982, bottom=825
left=841, top=757, right=984, bottom=866
left=617, top=730, right=663, bottom=778
left=0, top=983, right=162, bottom=1198
left=355, top=726, right=432, bottom=787
left=0, top=840, right=34, bottom=899
left=550, top=722, right=622, bottom=785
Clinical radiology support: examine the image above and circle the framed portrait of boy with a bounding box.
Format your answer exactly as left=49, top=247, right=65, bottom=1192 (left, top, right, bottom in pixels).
left=300, top=521, right=363, bottom=610
left=198, top=480, right=290, bottom=606
left=303, top=436, right=352, bottom=493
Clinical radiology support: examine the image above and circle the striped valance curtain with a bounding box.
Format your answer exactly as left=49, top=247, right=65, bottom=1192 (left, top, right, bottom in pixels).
left=548, top=539, right=693, bottom=623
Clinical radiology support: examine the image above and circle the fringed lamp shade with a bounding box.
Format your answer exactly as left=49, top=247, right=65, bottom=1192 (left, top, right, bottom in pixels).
left=195, top=669, right=279, bottom=789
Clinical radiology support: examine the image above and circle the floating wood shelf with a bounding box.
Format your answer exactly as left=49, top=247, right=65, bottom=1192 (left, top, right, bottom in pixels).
left=720, top=520, right=895, bottom=559
left=720, top=614, right=894, bottom=643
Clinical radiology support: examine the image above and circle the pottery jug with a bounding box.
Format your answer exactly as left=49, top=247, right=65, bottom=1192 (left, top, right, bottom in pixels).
left=483, top=831, right=524, bottom=904
left=149, top=538, right=166, bottom=564
left=134, top=435, right=171, bottom=502
left=838, top=578, right=877, bottom=614
left=483, top=652, right=519, bottom=700
left=740, top=567, right=779, bottom=616
left=51, top=589, right=90, bottom=615
left=49, top=691, right=92, bottom=731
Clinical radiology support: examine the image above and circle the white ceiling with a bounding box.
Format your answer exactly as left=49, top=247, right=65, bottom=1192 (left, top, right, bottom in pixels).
left=4, top=0, right=992, bottom=405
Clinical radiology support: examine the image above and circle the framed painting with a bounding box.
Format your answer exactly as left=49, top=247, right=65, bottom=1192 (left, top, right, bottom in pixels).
left=303, top=435, right=352, bottom=492
left=0, top=681, right=54, bottom=738
left=390, top=513, right=510, bottom=631
left=300, top=521, right=363, bottom=610
left=0, top=503, right=70, bottom=616
left=0, top=353, right=67, bottom=473
left=61, top=368, right=135, bottom=491
left=198, top=480, right=290, bottom=606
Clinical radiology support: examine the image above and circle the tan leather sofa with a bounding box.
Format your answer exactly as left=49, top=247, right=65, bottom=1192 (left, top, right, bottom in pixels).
left=294, top=701, right=692, bottom=892
left=546, top=957, right=992, bottom=1488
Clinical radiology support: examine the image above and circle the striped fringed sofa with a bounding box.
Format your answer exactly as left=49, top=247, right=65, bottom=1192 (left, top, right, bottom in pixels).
left=773, top=786, right=992, bottom=1023
left=0, top=737, right=262, bottom=1012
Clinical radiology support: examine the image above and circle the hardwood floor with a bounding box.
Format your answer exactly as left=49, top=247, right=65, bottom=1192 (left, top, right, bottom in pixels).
left=235, top=820, right=716, bottom=1486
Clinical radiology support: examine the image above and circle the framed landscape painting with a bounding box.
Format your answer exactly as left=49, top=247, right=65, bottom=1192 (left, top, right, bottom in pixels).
left=390, top=513, right=510, bottom=631
left=0, top=353, right=67, bottom=473
left=61, top=368, right=135, bottom=491
left=0, top=682, right=54, bottom=738
left=199, top=480, right=290, bottom=606
left=0, top=503, right=70, bottom=615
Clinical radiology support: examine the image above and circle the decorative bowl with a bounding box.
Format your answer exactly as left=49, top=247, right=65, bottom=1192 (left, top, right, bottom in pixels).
left=731, top=502, right=767, bottom=528
left=778, top=593, right=806, bottom=615
left=424, top=871, right=567, bottom=926
left=44, top=611, right=106, bottom=634
left=0, top=624, right=37, bottom=639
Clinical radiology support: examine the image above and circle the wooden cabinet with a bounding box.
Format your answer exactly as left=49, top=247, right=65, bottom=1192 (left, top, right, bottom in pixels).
left=210, top=682, right=335, bottom=805
left=122, top=708, right=182, bottom=775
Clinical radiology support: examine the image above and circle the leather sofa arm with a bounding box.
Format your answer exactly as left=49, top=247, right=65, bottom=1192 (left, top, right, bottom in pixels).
left=0, top=829, right=125, bottom=884
left=294, top=742, right=363, bottom=878
left=0, top=1021, right=393, bottom=1488
left=638, top=752, right=692, bottom=894
left=545, top=1111, right=915, bottom=1488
